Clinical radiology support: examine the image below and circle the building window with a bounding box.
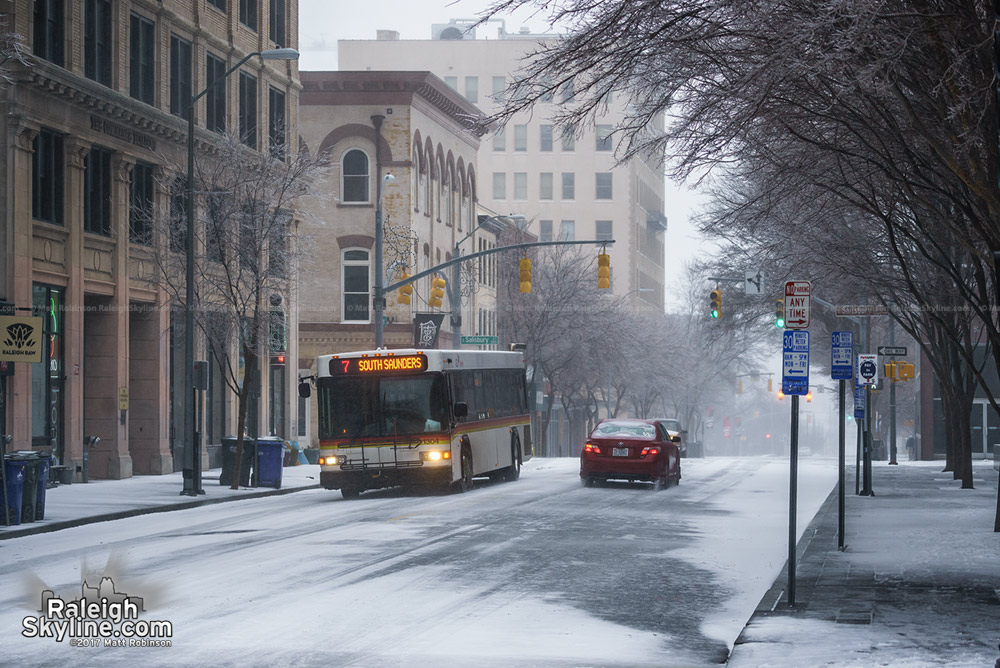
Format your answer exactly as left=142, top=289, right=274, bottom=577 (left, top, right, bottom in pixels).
left=129, top=162, right=154, bottom=245
left=540, top=125, right=553, bottom=152
left=559, top=220, right=575, bottom=241
left=465, top=76, right=478, bottom=103
left=539, top=220, right=552, bottom=242
left=596, top=125, right=613, bottom=151
left=84, top=0, right=112, bottom=86
left=269, top=0, right=286, bottom=47
left=33, top=0, right=65, bottom=66
left=514, top=125, right=527, bottom=151
left=342, top=249, right=370, bottom=322
left=32, top=129, right=64, bottom=225
left=560, top=79, right=575, bottom=103
left=493, top=127, right=505, bottom=151
left=239, top=0, right=257, bottom=30
left=206, top=53, right=226, bottom=133
left=269, top=86, right=287, bottom=159
left=445, top=76, right=457, bottom=90
left=596, top=173, right=613, bottom=200
left=170, top=35, right=192, bottom=121
left=129, top=13, right=155, bottom=105
left=206, top=193, right=229, bottom=263
left=342, top=149, right=369, bottom=203
left=492, top=76, right=505, bottom=101
left=562, top=125, right=575, bottom=151
left=561, top=172, right=575, bottom=200
left=492, top=172, right=506, bottom=200
left=169, top=176, right=186, bottom=252
left=596, top=220, right=613, bottom=241
left=239, top=70, right=258, bottom=148
left=269, top=212, right=289, bottom=278
left=31, top=284, right=64, bottom=453
left=539, top=172, right=553, bottom=200
left=208, top=0, right=226, bottom=10
left=514, top=173, right=527, bottom=201
left=84, top=146, right=112, bottom=236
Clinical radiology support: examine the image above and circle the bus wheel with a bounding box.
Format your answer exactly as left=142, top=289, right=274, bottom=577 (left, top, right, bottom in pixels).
left=341, top=485, right=361, bottom=500
left=506, top=434, right=522, bottom=482
left=457, top=447, right=474, bottom=493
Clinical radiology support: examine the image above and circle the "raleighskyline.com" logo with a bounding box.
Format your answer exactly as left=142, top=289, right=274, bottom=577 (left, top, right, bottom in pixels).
left=22, top=577, right=172, bottom=647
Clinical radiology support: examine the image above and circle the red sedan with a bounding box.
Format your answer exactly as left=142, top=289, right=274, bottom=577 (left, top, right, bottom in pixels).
left=580, top=418, right=682, bottom=490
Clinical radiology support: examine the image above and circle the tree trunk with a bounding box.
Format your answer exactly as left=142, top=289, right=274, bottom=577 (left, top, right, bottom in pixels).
left=230, top=350, right=257, bottom=490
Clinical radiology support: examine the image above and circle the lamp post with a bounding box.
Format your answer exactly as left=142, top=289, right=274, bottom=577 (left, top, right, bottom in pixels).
left=182, top=48, right=298, bottom=496
left=373, top=172, right=395, bottom=349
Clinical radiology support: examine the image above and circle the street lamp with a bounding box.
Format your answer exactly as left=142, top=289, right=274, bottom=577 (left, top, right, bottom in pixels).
left=373, top=172, right=395, bottom=349
left=182, top=48, right=299, bottom=496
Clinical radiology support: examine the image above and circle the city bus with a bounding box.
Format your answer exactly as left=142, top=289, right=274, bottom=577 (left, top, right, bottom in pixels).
left=301, top=348, right=532, bottom=498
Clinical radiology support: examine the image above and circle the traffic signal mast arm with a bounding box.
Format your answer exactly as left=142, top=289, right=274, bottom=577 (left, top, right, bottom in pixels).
left=382, top=238, right=616, bottom=293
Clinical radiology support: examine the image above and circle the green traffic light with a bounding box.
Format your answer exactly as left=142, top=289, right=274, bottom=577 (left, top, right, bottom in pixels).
left=710, top=309, right=719, bottom=318
left=776, top=317, right=784, bottom=327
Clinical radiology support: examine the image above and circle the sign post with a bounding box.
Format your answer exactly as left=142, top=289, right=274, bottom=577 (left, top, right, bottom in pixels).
left=831, top=332, right=853, bottom=551
left=856, top=354, right=877, bottom=496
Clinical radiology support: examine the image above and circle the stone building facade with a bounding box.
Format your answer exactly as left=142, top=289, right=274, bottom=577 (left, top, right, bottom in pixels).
left=0, top=0, right=300, bottom=479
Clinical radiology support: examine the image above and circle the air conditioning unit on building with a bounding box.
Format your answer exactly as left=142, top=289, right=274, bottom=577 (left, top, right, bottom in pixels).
left=432, top=20, right=478, bottom=40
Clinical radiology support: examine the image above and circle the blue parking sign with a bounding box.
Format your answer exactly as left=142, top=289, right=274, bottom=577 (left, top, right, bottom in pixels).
left=831, top=331, right=853, bottom=380
left=782, top=330, right=809, bottom=395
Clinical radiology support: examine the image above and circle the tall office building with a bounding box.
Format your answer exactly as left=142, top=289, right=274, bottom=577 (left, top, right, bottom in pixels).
left=339, top=20, right=667, bottom=310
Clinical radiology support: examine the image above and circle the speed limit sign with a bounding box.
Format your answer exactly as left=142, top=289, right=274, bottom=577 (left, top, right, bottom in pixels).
left=857, top=354, right=878, bottom=385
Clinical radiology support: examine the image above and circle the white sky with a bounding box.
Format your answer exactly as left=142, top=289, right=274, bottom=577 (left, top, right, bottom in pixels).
left=297, top=0, right=710, bottom=307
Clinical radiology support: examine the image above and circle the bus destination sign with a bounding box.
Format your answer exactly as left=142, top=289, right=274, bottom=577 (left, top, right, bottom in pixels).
left=332, top=354, right=428, bottom=376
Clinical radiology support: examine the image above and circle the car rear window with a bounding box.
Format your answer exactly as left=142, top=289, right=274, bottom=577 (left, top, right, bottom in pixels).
left=592, top=422, right=656, bottom=438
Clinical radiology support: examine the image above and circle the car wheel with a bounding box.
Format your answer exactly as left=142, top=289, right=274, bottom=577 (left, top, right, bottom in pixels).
left=456, top=447, right=474, bottom=493
left=341, top=485, right=361, bottom=500
left=582, top=476, right=595, bottom=487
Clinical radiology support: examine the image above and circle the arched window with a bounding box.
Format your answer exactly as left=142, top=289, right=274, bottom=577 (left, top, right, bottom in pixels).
left=342, top=249, right=370, bottom=322
left=342, top=149, right=369, bottom=203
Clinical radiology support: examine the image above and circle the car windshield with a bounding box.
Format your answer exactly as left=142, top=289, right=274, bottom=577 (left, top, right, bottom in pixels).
left=660, top=419, right=681, bottom=432
left=592, top=421, right=656, bottom=439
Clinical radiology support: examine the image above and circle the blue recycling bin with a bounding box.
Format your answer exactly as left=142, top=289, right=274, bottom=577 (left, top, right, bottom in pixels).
left=253, top=437, right=285, bottom=489
left=1, top=458, right=27, bottom=526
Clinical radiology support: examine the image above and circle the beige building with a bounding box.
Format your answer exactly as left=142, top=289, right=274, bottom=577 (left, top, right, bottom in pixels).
left=297, top=70, right=499, bottom=447
left=339, top=21, right=667, bottom=310
left=0, top=1, right=300, bottom=479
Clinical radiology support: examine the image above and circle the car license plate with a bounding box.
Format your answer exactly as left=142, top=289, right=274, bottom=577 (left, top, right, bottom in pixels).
left=612, top=447, right=629, bottom=457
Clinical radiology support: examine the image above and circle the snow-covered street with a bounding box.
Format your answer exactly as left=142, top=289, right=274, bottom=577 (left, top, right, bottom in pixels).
left=0, top=456, right=836, bottom=667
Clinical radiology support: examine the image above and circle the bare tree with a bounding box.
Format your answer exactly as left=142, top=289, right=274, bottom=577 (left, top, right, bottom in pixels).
left=153, top=133, right=328, bottom=488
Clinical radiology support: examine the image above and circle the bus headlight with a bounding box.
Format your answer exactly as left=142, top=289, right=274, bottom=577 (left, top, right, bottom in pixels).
left=420, top=451, right=451, bottom=461
left=319, top=455, right=339, bottom=466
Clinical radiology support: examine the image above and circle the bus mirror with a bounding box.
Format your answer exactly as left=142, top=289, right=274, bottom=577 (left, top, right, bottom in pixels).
left=453, top=402, right=468, bottom=419
left=298, top=381, right=311, bottom=399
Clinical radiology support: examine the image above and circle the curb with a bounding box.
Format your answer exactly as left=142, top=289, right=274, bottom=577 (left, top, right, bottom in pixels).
left=0, top=483, right=321, bottom=541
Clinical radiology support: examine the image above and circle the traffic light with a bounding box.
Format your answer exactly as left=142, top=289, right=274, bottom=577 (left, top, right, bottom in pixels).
left=397, top=270, right=412, bottom=305
left=775, top=298, right=785, bottom=328
left=429, top=275, right=446, bottom=308
left=597, top=252, right=611, bottom=289
left=768, top=378, right=773, bottom=393
left=710, top=288, right=722, bottom=318
left=806, top=391, right=813, bottom=402
left=519, top=258, right=532, bottom=293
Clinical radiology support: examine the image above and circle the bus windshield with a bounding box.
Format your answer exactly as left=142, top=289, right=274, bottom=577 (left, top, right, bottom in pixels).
left=317, top=373, right=450, bottom=439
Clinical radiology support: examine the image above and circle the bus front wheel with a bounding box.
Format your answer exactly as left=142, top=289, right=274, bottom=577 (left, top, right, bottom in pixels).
left=505, top=434, right=522, bottom=482
left=457, top=447, right=474, bottom=493
left=341, top=485, right=361, bottom=500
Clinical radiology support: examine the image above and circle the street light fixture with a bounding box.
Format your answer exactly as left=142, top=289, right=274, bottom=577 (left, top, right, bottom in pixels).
left=182, top=48, right=299, bottom=496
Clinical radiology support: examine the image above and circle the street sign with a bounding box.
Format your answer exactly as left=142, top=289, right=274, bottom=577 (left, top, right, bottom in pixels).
left=853, top=384, right=865, bottom=419
left=831, top=331, right=853, bottom=380
left=857, top=354, right=878, bottom=385
left=836, top=304, right=889, bottom=317
left=783, top=281, right=811, bottom=329
left=877, top=346, right=907, bottom=356
left=782, top=330, right=810, bottom=395
left=461, top=335, right=498, bottom=345
left=745, top=269, right=762, bottom=295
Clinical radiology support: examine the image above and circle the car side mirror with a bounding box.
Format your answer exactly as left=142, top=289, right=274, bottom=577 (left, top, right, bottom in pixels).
left=453, top=402, right=468, bottom=419
left=298, top=381, right=311, bottom=399
left=671, top=435, right=681, bottom=443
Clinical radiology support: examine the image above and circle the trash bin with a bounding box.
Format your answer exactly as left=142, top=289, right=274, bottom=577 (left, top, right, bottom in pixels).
left=35, top=455, right=51, bottom=520
left=9, top=452, right=41, bottom=524
left=219, top=436, right=254, bottom=486
left=0, top=457, right=27, bottom=526
left=253, top=437, right=285, bottom=489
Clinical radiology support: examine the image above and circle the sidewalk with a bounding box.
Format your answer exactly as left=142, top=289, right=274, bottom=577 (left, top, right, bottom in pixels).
left=726, top=459, right=1000, bottom=668
left=0, top=464, right=321, bottom=540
